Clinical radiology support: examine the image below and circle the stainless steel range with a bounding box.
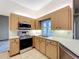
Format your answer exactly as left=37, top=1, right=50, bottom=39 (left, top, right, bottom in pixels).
left=18, top=22, right=32, bottom=53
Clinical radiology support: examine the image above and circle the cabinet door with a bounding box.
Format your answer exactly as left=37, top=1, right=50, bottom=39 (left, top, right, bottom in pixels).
left=57, top=6, right=71, bottom=30
left=10, top=13, right=19, bottom=31
left=39, top=38, right=46, bottom=54
left=52, top=6, right=71, bottom=30
left=35, top=20, right=41, bottom=30
left=34, top=37, right=40, bottom=50
left=52, top=11, right=59, bottom=30
left=32, top=36, right=35, bottom=47
left=10, top=38, right=19, bottom=56
left=31, top=20, right=36, bottom=29
left=46, top=40, right=58, bottom=59
left=19, top=16, right=31, bottom=24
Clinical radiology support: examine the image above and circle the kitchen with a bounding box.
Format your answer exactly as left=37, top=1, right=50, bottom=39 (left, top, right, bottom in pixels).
left=0, top=0, right=79, bottom=59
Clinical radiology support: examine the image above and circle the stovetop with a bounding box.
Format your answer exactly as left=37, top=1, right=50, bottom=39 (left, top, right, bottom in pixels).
left=20, top=35, right=32, bottom=40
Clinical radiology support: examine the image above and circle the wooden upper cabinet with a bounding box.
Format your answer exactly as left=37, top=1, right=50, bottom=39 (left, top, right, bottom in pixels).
left=51, top=12, right=59, bottom=30
left=52, top=6, right=72, bottom=30
left=10, top=13, right=19, bottom=31
left=37, top=6, right=71, bottom=30
left=31, top=20, right=36, bottom=29
left=19, top=16, right=31, bottom=24
left=35, top=20, right=41, bottom=30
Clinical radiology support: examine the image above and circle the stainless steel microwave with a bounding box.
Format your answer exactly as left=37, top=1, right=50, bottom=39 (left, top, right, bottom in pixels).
left=18, top=22, right=31, bottom=30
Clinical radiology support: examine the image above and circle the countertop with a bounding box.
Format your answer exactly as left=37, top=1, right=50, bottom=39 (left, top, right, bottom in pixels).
left=9, top=36, right=19, bottom=39
left=36, top=36, right=79, bottom=57
left=0, top=40, right=9, bottom=53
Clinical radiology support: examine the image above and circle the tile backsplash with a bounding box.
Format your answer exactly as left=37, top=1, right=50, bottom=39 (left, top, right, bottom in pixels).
left=52, top=30, right=73, bottom=39
left=30, top=30, right=73, bottom=39
left=29, top=30, right=42, bottom=36
left=9, top=30, right=18, bottom=36
left=9, top=30, right=73, bottom=39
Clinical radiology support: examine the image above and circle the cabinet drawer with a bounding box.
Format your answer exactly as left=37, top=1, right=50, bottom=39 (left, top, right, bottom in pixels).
left=51, top=41, right=58, bottom=46
left=46, top=40, right=51, bottom=44
left=40, top=38, right=45, bottom=42
left=46, top=40, right=58, bottom=46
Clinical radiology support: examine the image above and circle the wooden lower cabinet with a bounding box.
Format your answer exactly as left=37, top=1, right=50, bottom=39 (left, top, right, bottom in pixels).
left=39, top=38, right=46, bottom=54
left=34, top=37, right=40, bottom=50
left=32, top=36, right=35, bottom=47
left=46, top=40, right=58, bottom=59
left=10, top=38, right=20, bottom=56
left=34, top=36, right=78, bottom=59
left=34, top=37, right=59, bottom=59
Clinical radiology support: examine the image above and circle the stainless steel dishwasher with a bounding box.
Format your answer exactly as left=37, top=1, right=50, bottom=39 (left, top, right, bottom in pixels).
left=59, top=44, right=79, bottom=59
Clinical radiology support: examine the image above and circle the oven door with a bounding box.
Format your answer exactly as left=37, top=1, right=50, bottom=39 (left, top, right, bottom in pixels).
left=20, top=38, right=32, bottom=50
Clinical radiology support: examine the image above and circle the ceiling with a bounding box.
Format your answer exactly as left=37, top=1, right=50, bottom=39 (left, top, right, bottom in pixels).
left=11, top=0, right=52, bottom=11
left=0, top=0, right=72, bottom=19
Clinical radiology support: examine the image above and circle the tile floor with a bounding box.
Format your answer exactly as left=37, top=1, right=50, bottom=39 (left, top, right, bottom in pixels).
left=10, top=49, right=48, bottom=59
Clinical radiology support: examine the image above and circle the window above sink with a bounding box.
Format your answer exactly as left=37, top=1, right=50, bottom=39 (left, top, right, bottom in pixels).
left=40, top=18, right=52, bottom=37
